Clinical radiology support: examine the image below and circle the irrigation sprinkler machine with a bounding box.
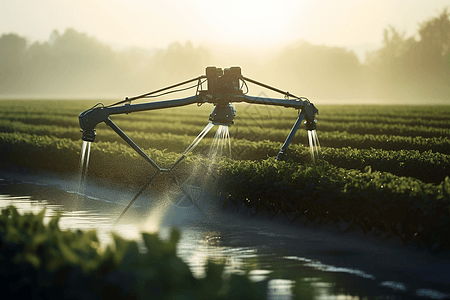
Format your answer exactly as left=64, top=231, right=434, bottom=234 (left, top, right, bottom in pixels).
left=79, top=66, right=318, bottom=220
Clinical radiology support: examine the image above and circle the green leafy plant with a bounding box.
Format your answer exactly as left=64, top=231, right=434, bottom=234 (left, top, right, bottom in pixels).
left=0, top=205, right=265, bottom=299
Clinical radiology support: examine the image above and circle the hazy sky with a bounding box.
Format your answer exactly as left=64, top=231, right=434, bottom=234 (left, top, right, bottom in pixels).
left=1, top=0, right=449, bottom=53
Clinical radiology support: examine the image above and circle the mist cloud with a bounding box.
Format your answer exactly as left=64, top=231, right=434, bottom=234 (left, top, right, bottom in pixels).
left=1, top=9, right=449, bottom=102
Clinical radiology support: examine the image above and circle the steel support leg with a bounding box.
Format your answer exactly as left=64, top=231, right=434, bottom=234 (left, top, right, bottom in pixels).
left=115, top=170, right=160, bottom=223
left=276, top=113, right=305, bottom=161
left=105, top=117, right=162, bottom=171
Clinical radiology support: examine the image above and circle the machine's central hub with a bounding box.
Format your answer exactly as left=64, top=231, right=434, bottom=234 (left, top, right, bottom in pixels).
left=209, top=103, right=236, bottom=126
left=204, top=66, right=241, bottom=126
left=205, top=66, right=243, bottom=106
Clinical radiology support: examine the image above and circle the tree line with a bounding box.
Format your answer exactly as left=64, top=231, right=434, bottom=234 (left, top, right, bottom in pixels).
left=0, top=9, right=449, bottom=101
left=0, top=28, right=210, bottom=98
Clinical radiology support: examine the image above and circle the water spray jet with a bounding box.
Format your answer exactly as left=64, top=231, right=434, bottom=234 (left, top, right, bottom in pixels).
left=78, top=66, right=319, bottom=221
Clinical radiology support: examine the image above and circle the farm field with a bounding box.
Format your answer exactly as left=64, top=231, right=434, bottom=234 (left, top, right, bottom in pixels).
left=1, top=99, right=450, bottom=252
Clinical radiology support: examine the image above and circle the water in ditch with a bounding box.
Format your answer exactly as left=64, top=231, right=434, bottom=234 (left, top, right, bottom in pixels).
left=1, top=170, right=450, bottom=300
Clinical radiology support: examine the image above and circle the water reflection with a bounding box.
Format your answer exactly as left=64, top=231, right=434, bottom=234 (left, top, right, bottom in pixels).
left=0, top=193, right=141, bottom=247
left=1, top=177, right=449, bottom=300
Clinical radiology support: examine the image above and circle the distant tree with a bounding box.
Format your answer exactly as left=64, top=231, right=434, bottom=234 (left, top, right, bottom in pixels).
left=50, top=28, right=116, bottom=67
left=367, top=8, right=450, bottom=100
left=24, top=40, right=55, bottom=92
left=417, top=8, right=450, bottom=63
left=0, top=33, right=27, bottom=67
left=413, top=8, right=450, bottom=99
left=151, top=41, right=210, bottom=81
left=374, top=26, right=414, bottom=66
left=0, top=33, right=28, bottom=92
left=36, top=28, right=123, bottom=95
left=274, top=41, right=364, bottom=99
left=365, top=26, right=416, bottom=98
left=0, top=28, right=213, bottom=97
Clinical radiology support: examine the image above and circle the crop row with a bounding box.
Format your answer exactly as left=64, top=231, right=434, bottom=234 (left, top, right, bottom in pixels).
left=230, top=140, right=450, bottom=184
left=2, top=127, right=450, bottom=185
left=217, top=159, right=450, bottom=252
left=316, top=104, right=450, bottom=119
left=0, top=120, right=227, bottom=153
left=3, top=108, right=449, bottom=139
left=237, top=117, right=449, bottom=138
left=105, top=105, right=450, bottom=127
left=5, top=109, right=450, bottom=133
left=0, top=116, right=450, bottom=154
left=3, top=99, right=450, bottom=123
left=317, top=115, right=450, bottom=128
left=318, top=131, right=450, bottom=154
left=0, top=132, right=193, bottom=187
left=0, top=129, right=446, bottom=196
left=317, top=147, right=450, bottom=184
left=3, top=118, right=450, bottom=161
left=3, top=130, right=449, bottom=194
left=3, top=100, right=450, bottom=118
left=316, top=121, right=449, bottom=137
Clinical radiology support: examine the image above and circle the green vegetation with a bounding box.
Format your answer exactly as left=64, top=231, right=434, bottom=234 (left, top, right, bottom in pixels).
left=217, top=159, right=450, bottom=251
left=1, top=99, right=450, bottom=253
left=0, top=205, right=264, bottom=299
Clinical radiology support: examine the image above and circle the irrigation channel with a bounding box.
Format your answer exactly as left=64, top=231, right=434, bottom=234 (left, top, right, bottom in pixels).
left=1, top=125, right=450, bottom=299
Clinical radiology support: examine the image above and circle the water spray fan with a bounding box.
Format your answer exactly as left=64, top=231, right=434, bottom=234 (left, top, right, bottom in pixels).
left=79, top=66, right=318, bottom=221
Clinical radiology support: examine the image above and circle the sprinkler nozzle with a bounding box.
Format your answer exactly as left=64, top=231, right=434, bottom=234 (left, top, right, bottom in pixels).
left=81, top=129, right=96, bottom=142
left=305, top=119, right=317, bottom=131
left=209, top=103, right=236, bottom=126
left=79, top=104, right=109, bottom=143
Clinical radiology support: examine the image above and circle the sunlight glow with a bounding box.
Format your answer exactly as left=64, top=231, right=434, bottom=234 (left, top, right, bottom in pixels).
left=2, top=0, right=449, bottom=51
left=188, top=0, right=303, bottom=47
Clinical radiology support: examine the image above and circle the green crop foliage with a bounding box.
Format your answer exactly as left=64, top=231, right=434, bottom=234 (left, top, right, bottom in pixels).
left=1, top=99, right=450, bottom=251
left=0, top=205, right=265, bottom=299
left=317, top=131, right=450, bottom=154
left=216, top=158, right=450, bottom=251
left=318, top=147, right=450, bottom=184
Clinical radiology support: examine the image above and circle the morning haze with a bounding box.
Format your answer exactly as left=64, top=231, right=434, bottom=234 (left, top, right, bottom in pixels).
left=0, top=1, right=449, bottom=103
